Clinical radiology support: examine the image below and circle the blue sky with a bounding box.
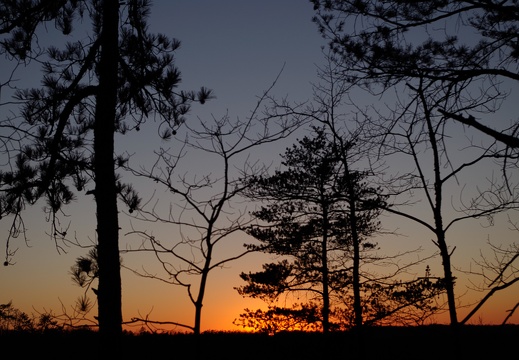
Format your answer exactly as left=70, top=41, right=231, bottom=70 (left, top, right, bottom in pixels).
left=153, top=0, right=325, bottom=114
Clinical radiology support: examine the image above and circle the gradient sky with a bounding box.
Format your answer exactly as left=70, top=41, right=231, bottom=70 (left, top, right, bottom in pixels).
left=1, top=0, right=518, bottom=333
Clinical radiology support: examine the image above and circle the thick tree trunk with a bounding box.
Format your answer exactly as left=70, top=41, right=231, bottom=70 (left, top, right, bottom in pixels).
left=94, top=0, right=122, bottom=337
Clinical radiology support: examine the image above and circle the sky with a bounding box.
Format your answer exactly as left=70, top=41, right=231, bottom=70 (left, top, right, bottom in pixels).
left=1, top=0, right=518, bottom=333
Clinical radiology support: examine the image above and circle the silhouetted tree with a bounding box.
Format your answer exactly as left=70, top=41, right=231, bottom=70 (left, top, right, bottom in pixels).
left=247, top=57, right=447, bottom=330
left=312, top=0, right=519, bottom=326
left=0, top=0, right=211, bottom=336
left=0, top=301, right=34, bottom=332
left=122, top=73, right=306, bottom=335
left=237, top=126, right=386, bottom=332
left=361, top=75, right=517, bottom=327
left=311, top=1, right=519, bottom=108
left=0, top=301, right=70, bottom=332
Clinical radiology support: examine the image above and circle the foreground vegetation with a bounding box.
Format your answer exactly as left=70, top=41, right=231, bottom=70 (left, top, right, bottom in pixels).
left=2, top=325, right=517, bottom=360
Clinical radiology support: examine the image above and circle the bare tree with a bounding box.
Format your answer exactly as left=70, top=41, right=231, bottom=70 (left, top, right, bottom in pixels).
left=121, top=74, right=309, bottom=335
left=364, top=77, right=518, bottom=326
left=311, top=0, right=519, bottom=326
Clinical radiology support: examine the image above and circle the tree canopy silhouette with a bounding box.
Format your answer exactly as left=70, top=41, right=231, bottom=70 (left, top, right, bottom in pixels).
left=311, top=0, right=519, bottom=159
left=0, top=0, right=211, bottom=336
left=237, top=126, right=387, bottom=332
left=312, top=0, right=519, bottom=326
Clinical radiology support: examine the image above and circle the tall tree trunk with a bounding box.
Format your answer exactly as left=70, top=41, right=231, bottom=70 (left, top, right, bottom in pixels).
left=342, top=159, right=362, bottom=329
left=94, top=0, right=122, bottom=337
left=423, top=89, right=459, bottom=327
left=321, top=206, right=330, bottom=333
left=351, top=201, right=362, bottom=328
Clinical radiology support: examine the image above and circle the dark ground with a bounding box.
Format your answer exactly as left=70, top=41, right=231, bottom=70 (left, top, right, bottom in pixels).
left=2, top=325, right=517, bottom=360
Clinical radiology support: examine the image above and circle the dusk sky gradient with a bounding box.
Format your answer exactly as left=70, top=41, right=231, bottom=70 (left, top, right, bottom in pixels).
left=1, top=0, right=518, bottom=332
